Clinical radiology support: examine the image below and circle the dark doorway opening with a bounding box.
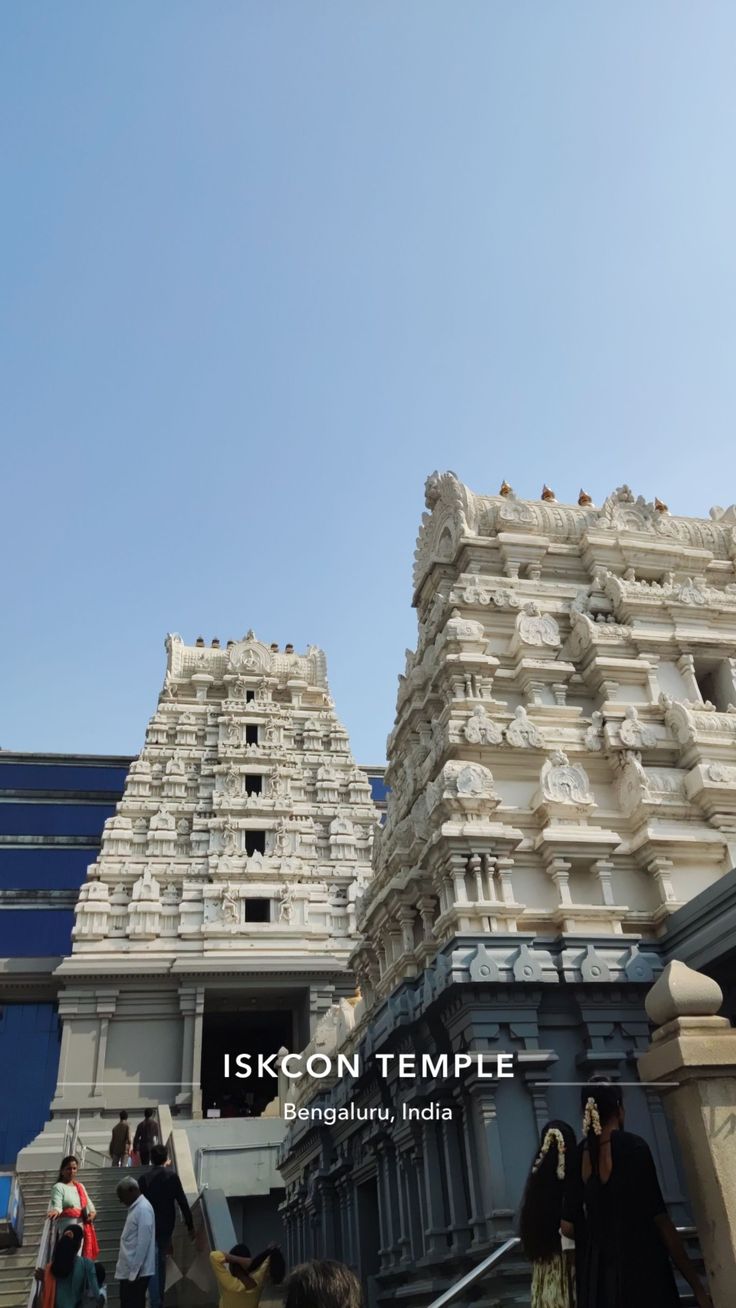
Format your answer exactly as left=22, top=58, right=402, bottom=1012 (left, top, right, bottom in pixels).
left=201, top=1008, right=293, bottom=1118
left=245, top=898, right=270, bottom=923
left=229, top=1192, right=285, bottom=1252
left=246, top=724, right=259, bottom=745
left=245, top=830, right=266, bottom=856
left=245, top=775, right=263, bottom=796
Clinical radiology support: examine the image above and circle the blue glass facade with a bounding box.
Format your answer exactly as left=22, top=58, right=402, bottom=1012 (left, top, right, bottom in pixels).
left=365, top=772, right=389, bottom=804
left=0, top=847, right=96, bottom=890
left=0, top=753, right=130, bottom=1165
left=0, top=1004, right=62, bottom=1167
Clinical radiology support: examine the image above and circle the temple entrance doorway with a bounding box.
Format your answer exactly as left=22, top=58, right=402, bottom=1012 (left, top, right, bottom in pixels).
left=200, top=1004, right=294, bottom=1118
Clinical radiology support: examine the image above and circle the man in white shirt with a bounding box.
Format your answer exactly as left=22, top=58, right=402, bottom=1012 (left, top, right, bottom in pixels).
left=115, top=1177, right=156, bottom=1307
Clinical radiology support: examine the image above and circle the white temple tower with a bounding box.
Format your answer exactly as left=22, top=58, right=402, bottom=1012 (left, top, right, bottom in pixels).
left=49, top=632, right=378, bottom=1119
left=351, top=474, right=736, bottom=1012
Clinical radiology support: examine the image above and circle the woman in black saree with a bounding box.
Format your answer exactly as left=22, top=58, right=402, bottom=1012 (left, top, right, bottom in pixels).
left=573, top=1081, right=710, bottom=1308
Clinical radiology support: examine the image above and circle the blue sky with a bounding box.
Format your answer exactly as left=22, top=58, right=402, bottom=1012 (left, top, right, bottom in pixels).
left=3, top=3, right=736, bottom=765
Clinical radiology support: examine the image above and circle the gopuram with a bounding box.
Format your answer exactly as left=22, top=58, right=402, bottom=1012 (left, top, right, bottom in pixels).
left=277, top=475, right=736, bottom=1299
left=42, top=632, right=378, bottom=1122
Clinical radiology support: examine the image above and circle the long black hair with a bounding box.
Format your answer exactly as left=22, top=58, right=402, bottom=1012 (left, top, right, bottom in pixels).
left=57, top=1155, right=78, bottom=1182
left=581, top=1080, right=623, bottom=1174
left=519, top=1119, right=577, bottom=1262
left=51, top=1224, right=84, bottom=1279
left=230, top=1243, right=286, bottom=1286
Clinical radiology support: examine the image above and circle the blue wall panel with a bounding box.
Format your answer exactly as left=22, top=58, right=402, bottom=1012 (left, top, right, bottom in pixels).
left=0, top=910, right=74, bottom=956
left=0, top=762, right=129, bottom=793
left=368, top=775, right=389, bottom=803
left=0, top=1003, right=60, bottom=1165
left=0, top=803, right=117, bottom=836
left=0, top=847, right=97, bottom=889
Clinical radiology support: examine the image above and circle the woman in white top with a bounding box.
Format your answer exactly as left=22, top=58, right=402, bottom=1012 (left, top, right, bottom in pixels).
left=48, top=1156, right=99, bottom=1257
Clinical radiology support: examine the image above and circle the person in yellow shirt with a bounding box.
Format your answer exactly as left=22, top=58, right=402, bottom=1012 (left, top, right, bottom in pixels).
left=209, top=1243, right=284, bottom=1308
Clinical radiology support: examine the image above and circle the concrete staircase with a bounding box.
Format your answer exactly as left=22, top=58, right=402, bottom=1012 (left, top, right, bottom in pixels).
left=0, top=1166, right=146, bottom=1308
left=0, top=1169, right=56, bottom=1308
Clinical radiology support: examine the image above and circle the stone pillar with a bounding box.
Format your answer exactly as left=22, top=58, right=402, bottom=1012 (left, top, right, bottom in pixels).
left=53, top=1005, right=75, bottom=1111
left=319, top=1181, right=338, bottom=1259
left=186, top=986, right=205, bottom=1118
left=177, top=986, right=197, bottom=1110
left=468, top=1083, right=512, bottom=1229
left=375, top=1140, right=401, bottom=1268
left=399, top=1146, right=424, bottom=1260
left=92, top=1018, right=109, bottom=1100
left=92, top=991, right=118, bottom=1103
left=421, top=1120, right=448, bottom=1256
left=455, top=1083, right=488, bottom=1247
left=547, top=856, right=572, bottom=906
left=390, top=1147, right=411, bottom=1267
left=639, top=959, right=736, bottom=1308
left=594, top=858, right=616, bottom=907
left=437, top=1109, right=471, bottom=1251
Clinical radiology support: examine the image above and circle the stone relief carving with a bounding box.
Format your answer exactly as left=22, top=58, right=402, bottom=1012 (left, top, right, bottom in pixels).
left=149, top=807, right=174, bottom=831
left=426, top=760, right=500, bottom=816
left=221, top=884, right=240, bottom=925
left=619, top=706, right=657, bottom=750
left=413, top=471, right=474, bottom=590
left=602, top=569, right=736, bottom=611
left=584, top=711, right=604, bottom=751
left=505, top=706, right=545, bottom=749
left=453, top=581, right=521, bottom=609
left=514, top=601, right=560, bottom=648
left=443, top=610, right=486, bottom=645
left=539, top=751, right=594, bottom=808
left=596, top=485, right=661, bottom=533
left=463, top=705, right=503, bottom=745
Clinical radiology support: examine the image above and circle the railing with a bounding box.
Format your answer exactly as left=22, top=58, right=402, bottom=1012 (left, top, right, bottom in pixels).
left=25, top=1113, right=110, bottom=1307
left=60, top=1111, right=109, bottom=1168
left=426, top=1237, right=520, bottom=1308
left=76, top=1141, right=110, bottom=1169
left=425, top=1226, right=699, bottom=1308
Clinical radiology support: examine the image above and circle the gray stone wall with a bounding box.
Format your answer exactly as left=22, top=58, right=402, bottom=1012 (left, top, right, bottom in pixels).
left=278, top=940, right=690, bottom=1305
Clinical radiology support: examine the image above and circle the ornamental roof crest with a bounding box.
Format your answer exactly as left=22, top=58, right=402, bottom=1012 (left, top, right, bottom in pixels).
left=229, top=635, right=272, bottom=674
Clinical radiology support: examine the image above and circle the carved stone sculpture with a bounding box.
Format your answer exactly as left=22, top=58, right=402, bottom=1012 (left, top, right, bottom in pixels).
left=463, top=705, right=503, bottom=746
left=505, top=706, right=545, bottom=749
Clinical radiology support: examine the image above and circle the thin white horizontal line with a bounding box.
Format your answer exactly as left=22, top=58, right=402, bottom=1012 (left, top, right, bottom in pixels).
left=532, top=1081, right=679, bottom=1088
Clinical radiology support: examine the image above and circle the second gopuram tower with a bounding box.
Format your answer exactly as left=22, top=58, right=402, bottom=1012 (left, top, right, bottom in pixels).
left=48, top=631, right=379, bottom=1120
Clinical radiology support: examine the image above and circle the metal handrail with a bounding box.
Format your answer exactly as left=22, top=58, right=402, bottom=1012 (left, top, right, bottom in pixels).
left=425, top=1225, right=699, bottom=1308
left=61, top=1110, right=110, bottom=1169
left=426, top=1237, right=520, bottom=1308
left=77, top=1142, right=110, bottom=1168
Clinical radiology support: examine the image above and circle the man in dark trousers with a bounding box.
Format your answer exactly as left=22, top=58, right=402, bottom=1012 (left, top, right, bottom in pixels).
left=138, top=1143, right=195, bottom=1308
left=109, top=1110, right=132, bottom=1166
left=132, top=1107, right=158, bottom=1165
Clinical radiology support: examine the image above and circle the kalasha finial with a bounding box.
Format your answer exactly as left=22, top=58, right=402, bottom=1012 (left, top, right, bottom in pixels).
left=655, top=497, right=669, bottom=513
left=578, top=489, right=593, bottom=506
left=541, top=484, right=556, bottom=502
left=499, top=479, right=512, bottom=497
